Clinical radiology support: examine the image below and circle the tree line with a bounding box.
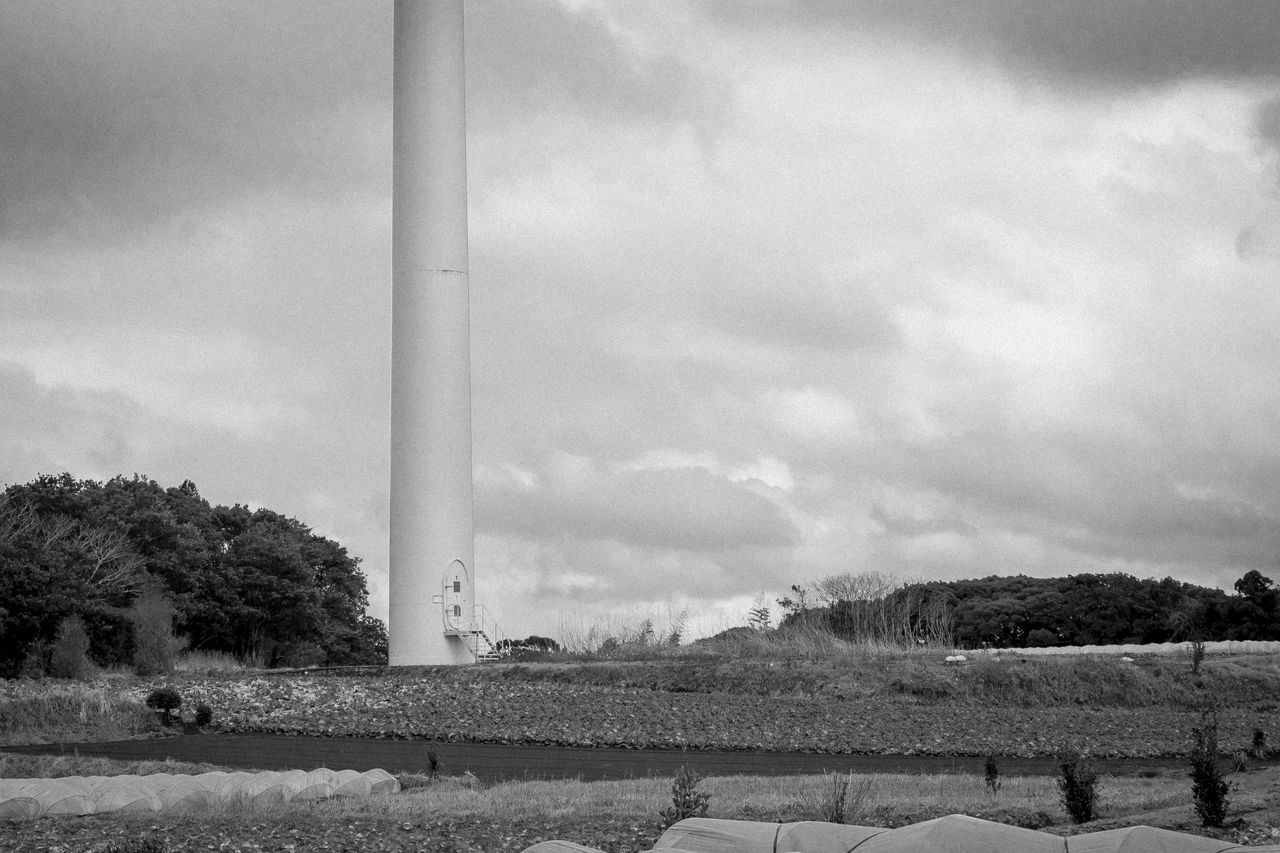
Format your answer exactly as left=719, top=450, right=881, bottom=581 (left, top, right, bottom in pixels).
left=779, top=570, right=1279, bottom=648
left=0, top=473, right=386, bottom=677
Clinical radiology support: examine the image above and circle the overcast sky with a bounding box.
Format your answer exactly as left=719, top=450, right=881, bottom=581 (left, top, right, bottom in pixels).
left=3, top=1, right=1280, bottom=642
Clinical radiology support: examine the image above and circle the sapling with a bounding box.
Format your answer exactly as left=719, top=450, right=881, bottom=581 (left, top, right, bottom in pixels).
left=984, top=755, right=1001, bottom=796
left=1188, top=640, right=1207, bottom=675
left=1251, top=728, right=1268, bottom=759
left=660, top=765, right=711, bottom=827
left=1057, top=752, right=1099, bottom=824
left=1190, top=706, right=1231, bottom=827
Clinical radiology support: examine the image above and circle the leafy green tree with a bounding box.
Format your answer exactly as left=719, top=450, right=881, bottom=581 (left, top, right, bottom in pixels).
left=0, top=473, right=386, bottom=673
left=1235, top=570, right=1274, bottom=600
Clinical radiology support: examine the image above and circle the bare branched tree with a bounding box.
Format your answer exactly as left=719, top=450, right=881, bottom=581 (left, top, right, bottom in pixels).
left=37, top=514, right=78, bottom=550
left=813, top=571, right=903, bottom=606
left=0, top=496, right=145, bottom=596
left=72, top=525, right=147, bottom=594
left=0, top=495, right=41, bottom=546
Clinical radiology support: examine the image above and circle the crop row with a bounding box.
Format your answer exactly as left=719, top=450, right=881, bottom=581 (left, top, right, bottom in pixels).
left=139, top=675, right=1264, bottom=758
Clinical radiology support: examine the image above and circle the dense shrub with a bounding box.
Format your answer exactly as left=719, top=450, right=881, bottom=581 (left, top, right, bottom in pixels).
left=660, top=765, right=710, bottom=827
left=194, top=702, right=213, bottom=727
left=1190, top=707, right=1231, bottom=827
left=19, top=639, right=50, bottom=678
left=50, top=615, right=92, bottom=679
left=1057, top=752, right=1099, bottom=824
left=145, top=687, right=182, bottom=725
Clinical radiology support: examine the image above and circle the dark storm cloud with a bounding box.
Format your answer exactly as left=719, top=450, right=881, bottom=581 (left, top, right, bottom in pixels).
left=703, top=0, right=1280, bottom=89
left=0, top=1, right=389, bottom=236
left=0, top=0, right=709, bottom=236
left=477, top=465, right=798, bottom=552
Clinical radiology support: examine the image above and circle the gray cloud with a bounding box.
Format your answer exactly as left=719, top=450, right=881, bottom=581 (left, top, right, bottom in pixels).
left=703, top=0, right=1280, bottom=89
left=0, top=0, right=715, bottom=237
left=0, top=1, right=389, bottom=237
left=477, top=465, right=798, bottom=552
left=0, top=362, right=145, bottom=479
left=7, top=0, right=1280, bottom=637
left=1257, top=95, right=1280, bottom=150
left=466, top=2, right=716, bottom=130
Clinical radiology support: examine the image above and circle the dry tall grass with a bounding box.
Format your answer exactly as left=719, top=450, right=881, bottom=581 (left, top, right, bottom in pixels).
left=0, top=681, right=154, bottom=746
left=175, top=650, right=246, bottom=674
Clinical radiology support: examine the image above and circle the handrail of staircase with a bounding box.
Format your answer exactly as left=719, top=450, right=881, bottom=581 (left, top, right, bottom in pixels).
left=473, top=603, right=508, bottom=661
left=438, top=580, right=508, bottom=661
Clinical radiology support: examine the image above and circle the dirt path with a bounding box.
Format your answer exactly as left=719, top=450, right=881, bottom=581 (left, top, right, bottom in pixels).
left=2, top=735, right=1211, bottom=782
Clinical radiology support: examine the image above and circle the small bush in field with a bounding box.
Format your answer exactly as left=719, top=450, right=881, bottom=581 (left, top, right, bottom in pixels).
left=984, top=755, right=1002, bottom=795
left=1251, top=728, right=1268, bottom=759
left=194, top=702, right=213, bottom=727
left=396, top=750, right=441, bottom=787
left=50, top=615, right=92, bottom=679
left=145, top=687, right=182, bottom=725
left=1190, top=706, right=1231, bottom=827
left=1188, top=640, right=1207, bottom=675
left=660, top=765, right=710, bottom=827
left=795, top=771, right=873, bottom=824
left=1057, top=752, right=1099, bottom=824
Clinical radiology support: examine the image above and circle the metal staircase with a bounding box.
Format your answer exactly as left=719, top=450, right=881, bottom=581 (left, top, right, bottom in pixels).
left=442, top=586, right=507, bottom=663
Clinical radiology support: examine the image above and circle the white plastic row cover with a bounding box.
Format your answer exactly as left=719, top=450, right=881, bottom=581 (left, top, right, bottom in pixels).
left=0, top=767, right=399, bottom=818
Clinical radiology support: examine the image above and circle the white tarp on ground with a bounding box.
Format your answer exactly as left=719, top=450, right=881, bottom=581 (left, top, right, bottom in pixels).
left=776, top=820, right=889, bottom=852
left=540, top=816, right=1280, bottom=853
left=652, top=817, right=784, bottom=852
left=1065, top=826, right=1239, bottom=853
left=851, top=814, right=1066, bottom=853
left=0, top=768, right=400, bottom=818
